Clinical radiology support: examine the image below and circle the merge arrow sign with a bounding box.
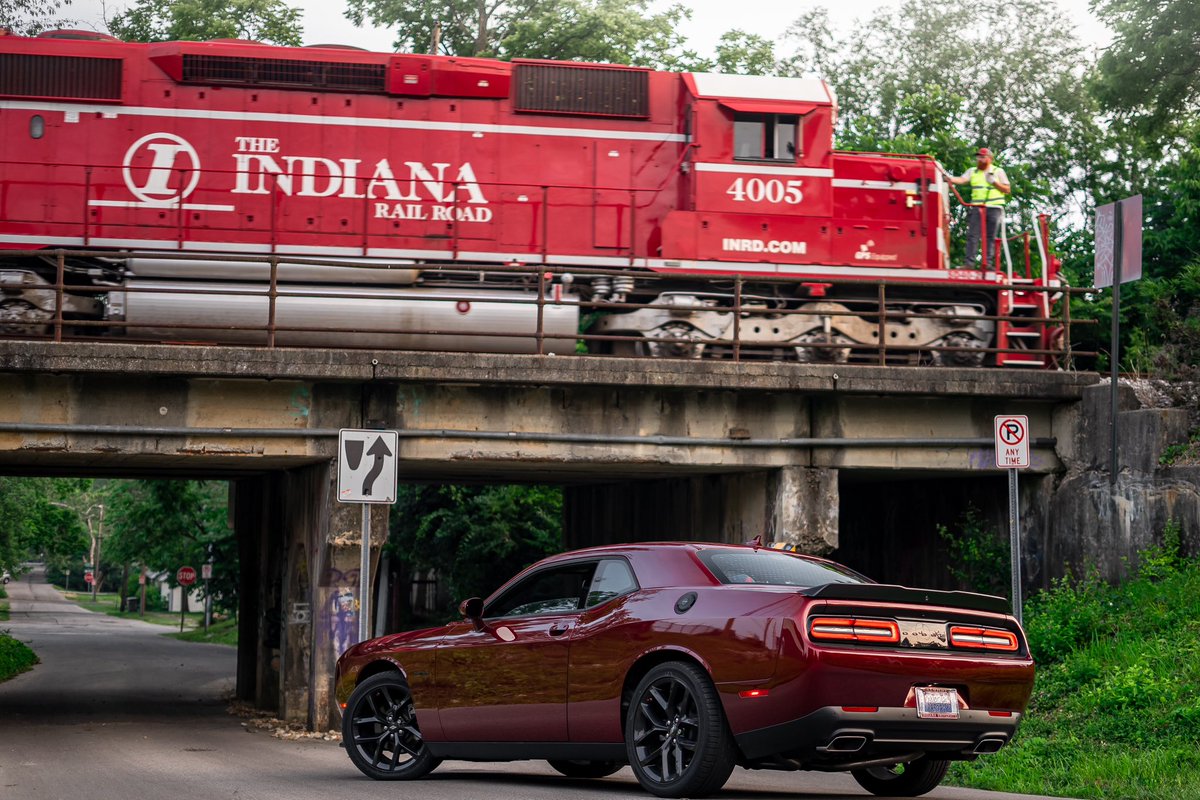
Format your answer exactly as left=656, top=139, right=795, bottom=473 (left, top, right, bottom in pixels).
left=361, top=436, right=393, bottom=496
left=338, top=429, right=399, bottom=504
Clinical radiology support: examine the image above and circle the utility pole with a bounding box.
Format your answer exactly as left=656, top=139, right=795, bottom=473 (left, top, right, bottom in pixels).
left=90, top=504, right=105, bottom=603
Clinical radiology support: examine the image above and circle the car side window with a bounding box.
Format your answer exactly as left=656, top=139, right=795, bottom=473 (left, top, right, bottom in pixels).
left=485, top=562, right=597, bottom=619
left=585, top=559, right=638, bottom=607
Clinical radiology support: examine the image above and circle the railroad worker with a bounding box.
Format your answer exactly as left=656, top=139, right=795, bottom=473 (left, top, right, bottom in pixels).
left=946, top=147, right=1011, bottom=268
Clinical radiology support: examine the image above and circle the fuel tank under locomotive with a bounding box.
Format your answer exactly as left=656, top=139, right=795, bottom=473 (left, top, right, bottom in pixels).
left=110, top=280, right=580, bottom=354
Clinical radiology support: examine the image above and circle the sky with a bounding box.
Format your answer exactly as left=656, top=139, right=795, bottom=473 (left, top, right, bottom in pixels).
left=64, top=0, right=1113, bottom=59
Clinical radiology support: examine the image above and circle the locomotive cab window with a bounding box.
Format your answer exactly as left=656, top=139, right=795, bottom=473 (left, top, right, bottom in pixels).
left=734, top=113, right=798, bottom=161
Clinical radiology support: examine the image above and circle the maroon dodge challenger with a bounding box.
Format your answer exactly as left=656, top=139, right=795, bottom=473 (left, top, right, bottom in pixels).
left=335, top=542, right=1034, bottom=797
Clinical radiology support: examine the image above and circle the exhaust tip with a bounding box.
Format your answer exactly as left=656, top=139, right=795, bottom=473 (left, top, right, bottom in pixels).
left=973, top=737, right=1006, bottom=754
left=826, top=735, right=868, bottom=753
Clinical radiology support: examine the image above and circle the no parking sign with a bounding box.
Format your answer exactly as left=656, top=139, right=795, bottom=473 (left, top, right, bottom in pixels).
left=994, top=415, right=1029, bottom=469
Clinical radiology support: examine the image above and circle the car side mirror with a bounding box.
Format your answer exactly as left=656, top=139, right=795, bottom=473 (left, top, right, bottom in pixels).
left=459, top=597, right=484, bottom=621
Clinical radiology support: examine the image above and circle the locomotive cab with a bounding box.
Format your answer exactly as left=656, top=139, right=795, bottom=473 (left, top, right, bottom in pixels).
left=661, top=73, right=836, bottom=265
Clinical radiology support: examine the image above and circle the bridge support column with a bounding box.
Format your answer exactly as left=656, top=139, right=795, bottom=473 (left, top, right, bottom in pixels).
left=564, top=467, right=838, bottom=553
left=768, top=466, right=838, bottom=554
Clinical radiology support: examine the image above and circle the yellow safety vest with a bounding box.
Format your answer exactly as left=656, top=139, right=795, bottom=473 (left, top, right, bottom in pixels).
left=968, top=167, right=1007, bottom=206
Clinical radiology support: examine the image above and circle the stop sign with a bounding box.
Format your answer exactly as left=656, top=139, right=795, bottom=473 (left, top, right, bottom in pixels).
left=84, top=572, right=94, bottom=585
left=177, top=566, right=197, bottom=586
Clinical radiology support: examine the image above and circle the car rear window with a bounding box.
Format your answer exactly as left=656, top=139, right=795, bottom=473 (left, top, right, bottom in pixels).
left=698, top=549, right=867, bottom=587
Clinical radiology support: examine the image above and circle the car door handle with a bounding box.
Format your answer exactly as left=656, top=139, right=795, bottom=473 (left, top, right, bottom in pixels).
left=548, top=623, right=572, bottom=636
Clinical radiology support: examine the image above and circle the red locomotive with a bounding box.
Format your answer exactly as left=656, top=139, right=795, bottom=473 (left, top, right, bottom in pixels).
left=0, top=31, right=1061, bottom=365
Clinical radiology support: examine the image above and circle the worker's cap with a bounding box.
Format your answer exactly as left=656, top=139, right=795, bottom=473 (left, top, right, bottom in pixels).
left=976, top=147, right=992, bottom=157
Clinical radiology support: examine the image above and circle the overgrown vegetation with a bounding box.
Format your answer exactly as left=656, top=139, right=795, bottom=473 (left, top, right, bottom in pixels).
left=387, top=483, right=563, bottom=620
left=1160, top=429, right=1200, bottom=467
left=936, top=505, right=1010, bottom=596
left=0, top=631, right=38, bottom=682
left=949, top=523, right=1200, bottom=799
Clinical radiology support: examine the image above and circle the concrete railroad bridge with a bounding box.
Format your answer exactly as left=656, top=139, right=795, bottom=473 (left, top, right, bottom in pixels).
left=0, top=341, right=1102, bottom=729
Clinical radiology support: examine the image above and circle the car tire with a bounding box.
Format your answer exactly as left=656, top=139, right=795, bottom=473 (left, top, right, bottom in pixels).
left=547, top=759, right=624, bottom=779
left=625, top=661, right=737, bottom=798
left=341, top=671, right=441, bottom=781
left=851, top=757, right=950, bottom=797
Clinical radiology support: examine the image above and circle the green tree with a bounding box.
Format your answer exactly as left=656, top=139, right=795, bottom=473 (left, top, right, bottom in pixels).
left=387, top=484, right=563, bottom=609
left=496, top=0, right=702, bottom=68
left=345, top=0, right=705, bottom=67
left=0, top=0, right=74, bottom=35
left=781, top=0, right=1101, bottom=217
left=1091, top=0, right=1200, bottom=131
left=712, top=30, right=775, bottom=76
left=0, top=478, right=90, bottom=580
left=105, top=480, right=238, bottom=614
left=108, top=0, right=303, bottom=45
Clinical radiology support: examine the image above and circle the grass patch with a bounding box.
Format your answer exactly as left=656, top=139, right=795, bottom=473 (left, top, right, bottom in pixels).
left=948, top=531, right=1200, bottom=799
left=61, top=590, right=205, bottom=629
left=0, top=631, right=38, bottom=681
left=167, top=617, right=238, bottom=646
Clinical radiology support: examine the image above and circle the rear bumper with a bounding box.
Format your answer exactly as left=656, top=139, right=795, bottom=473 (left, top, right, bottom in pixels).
left=734, top=705, right=1022, bottom=764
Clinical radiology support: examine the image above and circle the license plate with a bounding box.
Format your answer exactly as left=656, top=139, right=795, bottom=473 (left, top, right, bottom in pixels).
left=915, top=687, right=960, bottom=719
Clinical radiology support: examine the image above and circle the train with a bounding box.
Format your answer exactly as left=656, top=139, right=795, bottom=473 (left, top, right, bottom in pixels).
left=0, top=30, right=1062, bottom=365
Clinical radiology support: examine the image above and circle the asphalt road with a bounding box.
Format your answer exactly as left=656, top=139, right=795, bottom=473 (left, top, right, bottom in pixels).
left=1, top=568, right=1065, bottom=800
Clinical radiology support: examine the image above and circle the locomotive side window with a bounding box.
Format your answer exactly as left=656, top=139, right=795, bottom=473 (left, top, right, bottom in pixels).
left=30, top=115, right=45, bottom=139
left=734, top=113, right=799, bottom=161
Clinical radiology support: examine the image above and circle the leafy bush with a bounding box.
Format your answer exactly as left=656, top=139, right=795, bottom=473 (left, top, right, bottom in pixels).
left=949, top=532, right=1200, bottom=798
left=936, top=504, right=1010, bottom=596
left=387, top=484, right=563, bottom=617
left=0, top=631, right=37, bottom=681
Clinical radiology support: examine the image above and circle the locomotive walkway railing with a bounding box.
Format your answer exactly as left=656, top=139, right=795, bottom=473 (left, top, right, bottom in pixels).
left=3, top=248, right=1095, bottom=369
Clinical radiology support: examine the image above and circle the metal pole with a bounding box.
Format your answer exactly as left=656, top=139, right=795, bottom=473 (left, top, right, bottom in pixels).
left=358, top=504, right=371, bottom=643
left=1008, top=468, right=1023, bottom=624
left=91, top=505, right=104, bottom=603
left=1110, top=200, right=1124, bottom=484
left=204, top=546, right=213, bottom=632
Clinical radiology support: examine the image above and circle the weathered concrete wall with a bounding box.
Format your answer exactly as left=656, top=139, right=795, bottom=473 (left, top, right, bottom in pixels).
left=565, top=467, right=839, bottom=553
left=1038, top=384, right=1200, bottom=582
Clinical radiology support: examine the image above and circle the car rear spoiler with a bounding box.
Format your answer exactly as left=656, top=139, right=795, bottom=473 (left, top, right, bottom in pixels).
left=805, top=583, right=1012, bottom=615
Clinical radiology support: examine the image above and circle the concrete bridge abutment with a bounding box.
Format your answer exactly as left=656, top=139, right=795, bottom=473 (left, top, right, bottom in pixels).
left=565, top=466, right=838, bottom=553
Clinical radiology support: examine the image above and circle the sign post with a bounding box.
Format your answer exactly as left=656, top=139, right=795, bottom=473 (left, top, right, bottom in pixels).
left=201, top=562, right=213, bottom=633
left=1095, top=195, right=1143, bottom=484
left=994, top=415, right=1029, bottom=623
left=177, top=565, right=197, bottom=633
left=337, top=428, right=399, bottom=644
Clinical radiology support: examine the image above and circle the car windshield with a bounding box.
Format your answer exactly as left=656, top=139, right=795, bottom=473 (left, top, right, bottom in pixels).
left=698, top=549, right=867, bottom=587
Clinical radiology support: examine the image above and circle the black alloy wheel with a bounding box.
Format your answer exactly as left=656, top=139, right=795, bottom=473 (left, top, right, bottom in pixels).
left=342, top=672, right=441, bottom=781
left=547, top=759, right=624, bottom=779
left=851, top=757, right=950, bottom=797
left=625, top=661, right=736, bottom=798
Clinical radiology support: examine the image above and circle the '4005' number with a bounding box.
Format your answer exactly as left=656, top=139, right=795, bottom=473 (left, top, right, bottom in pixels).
left=725, top=177, right=803, bottom=204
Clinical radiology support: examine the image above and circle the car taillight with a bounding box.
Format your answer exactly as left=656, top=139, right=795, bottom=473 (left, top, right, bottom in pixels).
left=809, top=616, right=900, bottom=644
left=948, top=625, right=1019, bottom=651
